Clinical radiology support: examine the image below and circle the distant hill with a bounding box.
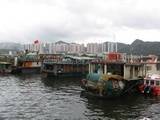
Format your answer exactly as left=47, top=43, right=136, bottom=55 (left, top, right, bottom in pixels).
left=55, top=41, right=69, bottom=44
left=0, top=42, right=23, bottom=54
left=53, top=40, right=160, bottom=55
left=0, top=42, right=23, bottom=50
left=118, top=39, right=160, bottom=55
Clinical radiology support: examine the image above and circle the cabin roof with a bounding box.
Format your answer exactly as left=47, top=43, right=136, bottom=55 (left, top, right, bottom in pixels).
left=144, top=78, right=160, bottom=81
left=141, top=62, right=160, bottom=64
left=125, top=63, right=144, bottom=66
left=26, top=52, right=37, bottom=56
left=0, top=62, right=12, bottom=64
left=145, top=74, right=160, bottom=81
left=39, top=53, right=64, bottom=56
left=91, top=61, right=125, bottom=64
left=65, top=55, right=95, bottom=60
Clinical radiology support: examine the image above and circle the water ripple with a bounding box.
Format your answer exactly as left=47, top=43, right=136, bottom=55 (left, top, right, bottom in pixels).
left=0, top=75, right=159, bottom=120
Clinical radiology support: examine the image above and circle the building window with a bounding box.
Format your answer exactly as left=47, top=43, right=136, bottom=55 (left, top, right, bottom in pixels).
left=156, top=81, right=160, bottom=86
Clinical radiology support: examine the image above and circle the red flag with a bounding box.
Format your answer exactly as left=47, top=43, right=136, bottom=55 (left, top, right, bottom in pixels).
left=34, top=40, right=39, bottom=44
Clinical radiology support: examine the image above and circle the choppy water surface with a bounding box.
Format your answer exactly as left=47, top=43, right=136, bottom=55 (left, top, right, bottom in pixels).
left=0, top=75, right=160, bottom=120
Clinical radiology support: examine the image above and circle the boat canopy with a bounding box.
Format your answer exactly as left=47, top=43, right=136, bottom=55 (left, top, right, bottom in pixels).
left=86, top=73, right=124, bottom=81
left=100, top=74, right=124, bottom=81
left=87, top=73, right=100, bottom=81
left=145, top=73, right=160, bottom=80
left=0, top=62, right=12, bottom=65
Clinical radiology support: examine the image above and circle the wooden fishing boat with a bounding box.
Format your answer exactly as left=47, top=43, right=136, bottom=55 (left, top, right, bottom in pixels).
left=0, top=62, right=12, bottom=74
left=81, top=73, right=125, bottom=98
left=12, top=51, right=41, bottom=74
left=81, top=52, right=145, bottom=98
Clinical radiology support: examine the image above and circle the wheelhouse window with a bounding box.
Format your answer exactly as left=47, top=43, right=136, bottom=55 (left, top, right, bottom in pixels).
left=146, top=80, right=150, bottom=85
left=156, top=81, right=160, bottom=86
left=150, top=80, right=154, bottom=85
left=156, top=63, right=160, bottom=71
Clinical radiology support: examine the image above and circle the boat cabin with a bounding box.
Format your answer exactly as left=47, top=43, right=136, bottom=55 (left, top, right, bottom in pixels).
left=141, top=55, right=160, bottom=75
left=140, top=74, right=160, bottom=96
left=41, top=54, right=94, bottom=77
left=89, top=52, right=145, bottom=80
left=144, top=74, right=160, bottom=86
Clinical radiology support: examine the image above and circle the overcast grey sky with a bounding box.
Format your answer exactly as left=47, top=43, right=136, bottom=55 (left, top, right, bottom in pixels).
left=0, top=0, right=160, bottom=44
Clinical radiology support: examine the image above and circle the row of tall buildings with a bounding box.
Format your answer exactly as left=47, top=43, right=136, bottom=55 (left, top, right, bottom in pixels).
left=23, top=41, right=118, bottom=54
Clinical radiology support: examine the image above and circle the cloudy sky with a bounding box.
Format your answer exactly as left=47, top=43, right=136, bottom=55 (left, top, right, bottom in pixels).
left=0, top=0, right=160, bottom=44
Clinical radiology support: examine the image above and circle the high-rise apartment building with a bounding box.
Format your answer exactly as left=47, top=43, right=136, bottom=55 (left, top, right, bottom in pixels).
left=23, top=41, right=118, bottom=54
left=69, top=43, right=85, bottom=53
left=86, top=43, right=103, bottom=54
left=86, top=42, right=117, bottom=54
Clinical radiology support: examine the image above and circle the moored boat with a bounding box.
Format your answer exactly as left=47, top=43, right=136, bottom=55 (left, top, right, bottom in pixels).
left=81, top=52, right=145, bottom=98
left=41, top=54, right=93, bottom=77
left=81, top=73, right=125, bottom=98
left=0, top=62, right=12, bottom=74
left=139, top=73, right=160, bottom=96
left=12, top=51, right=41, bottom=74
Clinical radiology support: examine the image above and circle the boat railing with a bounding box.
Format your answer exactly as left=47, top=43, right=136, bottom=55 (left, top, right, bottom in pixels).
left=18, top=57, right=40, bottom=61
left=43, top=59, right=88, bottom=64
left=91, top=59, right=125, bottom=63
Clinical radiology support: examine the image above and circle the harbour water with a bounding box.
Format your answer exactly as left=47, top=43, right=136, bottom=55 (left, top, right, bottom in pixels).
left=0, top=75, right=160, bottom=120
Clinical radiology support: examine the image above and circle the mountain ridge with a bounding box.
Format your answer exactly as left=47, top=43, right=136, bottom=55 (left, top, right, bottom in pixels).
left=118, top=39, right=160, bottom=55
left=0, top=40, right=160, bottom=55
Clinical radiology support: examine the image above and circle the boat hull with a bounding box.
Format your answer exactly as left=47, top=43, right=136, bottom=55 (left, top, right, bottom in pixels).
left=12, top=67, right=41, bottom=74
left=41, top=70, right=87, bottom=78
left=81, top=90, right=122, bottom=99
left=0, top=69, right=12, bottom=74
left=139, top=84, right=160, bottom=96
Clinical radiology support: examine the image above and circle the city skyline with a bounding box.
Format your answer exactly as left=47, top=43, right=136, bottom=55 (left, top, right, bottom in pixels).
left=24, top=41, right=118, bottom=54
